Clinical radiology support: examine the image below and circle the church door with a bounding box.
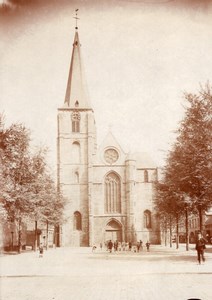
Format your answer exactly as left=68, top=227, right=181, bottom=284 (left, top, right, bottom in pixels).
left=104, top=220, right=122, bottom=243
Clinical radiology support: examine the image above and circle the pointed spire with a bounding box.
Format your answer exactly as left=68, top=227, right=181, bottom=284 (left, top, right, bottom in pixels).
left=64, top=11, right=91, bottom=109
left=74, top=9, right=79, bottom=30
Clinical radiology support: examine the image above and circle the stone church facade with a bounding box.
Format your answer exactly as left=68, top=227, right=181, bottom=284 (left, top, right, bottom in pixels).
left=57, top=28, right=160, bottom=247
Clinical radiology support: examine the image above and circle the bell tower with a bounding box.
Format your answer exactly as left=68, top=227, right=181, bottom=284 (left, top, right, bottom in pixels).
left=57, top=15, right=96, bottom=246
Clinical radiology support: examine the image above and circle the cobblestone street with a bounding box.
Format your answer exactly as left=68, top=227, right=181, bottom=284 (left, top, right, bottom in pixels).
left=1, top=245, right=212, bottom=300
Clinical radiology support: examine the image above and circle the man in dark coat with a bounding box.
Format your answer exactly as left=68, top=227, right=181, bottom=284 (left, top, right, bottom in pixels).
left=108, top=240, right=113, bottom=253
left=195, top=233, right=206, bottom=264
left=146, top=241, right=150, bottom=252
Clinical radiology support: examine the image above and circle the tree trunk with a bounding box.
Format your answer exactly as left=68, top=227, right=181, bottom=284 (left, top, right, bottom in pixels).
left=34, top=220, right=38, bottom=251
left=46, top=220, right=49, bottom=250
left=169, top=216, right=172, bottom=248
left=198, top=206, right=203, bottom=233
left=176, top=214, right=179, bottom=249
left=54, top=225, right=60, bottom=247
left=18, top=218, right=22, bottom=254
left=185, top=208, right=189, bottom=251
left=164, top=221, right=167, bottom=247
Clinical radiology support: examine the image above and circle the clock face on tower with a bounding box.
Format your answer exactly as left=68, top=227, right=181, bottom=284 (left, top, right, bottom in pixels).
left=104, top=148, right=119, bottom=164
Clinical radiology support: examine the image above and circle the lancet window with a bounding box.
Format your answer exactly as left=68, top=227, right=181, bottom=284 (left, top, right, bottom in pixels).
left=73, top=211, right=82, bottom=230
left=71, top=111, right=80, bottom=132
left=144, top=210, right=151, bottom=229
left=104, top=172, right=121, bottom=213
left=144, top=170, right=149, bottom=183
left=72, top=142, right=80, bottom=164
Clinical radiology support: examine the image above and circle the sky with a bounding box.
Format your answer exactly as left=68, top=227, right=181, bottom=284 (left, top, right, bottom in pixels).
left=1, top=0, right=212, bottom=175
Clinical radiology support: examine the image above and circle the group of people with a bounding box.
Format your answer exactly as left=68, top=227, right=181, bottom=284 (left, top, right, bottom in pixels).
left=93, top=232, right=208, bottom=265
left=39, top=232, right=207, bottom=265
left=103, top=240, right=151, bottom=253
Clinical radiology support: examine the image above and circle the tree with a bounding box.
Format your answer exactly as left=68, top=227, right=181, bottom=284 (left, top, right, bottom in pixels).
left=28, top=148, right=66, bottom=250
left=155, top=84, right=212, bottom=246
left=0, top=116, right=66, bottom=251
left=155, top=180, right=185, bottom=248
left=173, top=84, right=212, bottom=229
left=0, top=122, right=32, bottom=222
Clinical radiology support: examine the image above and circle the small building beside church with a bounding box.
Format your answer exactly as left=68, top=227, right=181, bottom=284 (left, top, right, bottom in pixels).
left=57, top=27, right=160, bottom=247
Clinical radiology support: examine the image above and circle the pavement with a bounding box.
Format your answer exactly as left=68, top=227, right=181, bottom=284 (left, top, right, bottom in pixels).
left=0, top=244, right=212, bottom=300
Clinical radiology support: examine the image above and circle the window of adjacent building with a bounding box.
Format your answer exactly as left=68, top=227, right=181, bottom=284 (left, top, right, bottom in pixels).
left=71, top=111, right=80, bottom=132
left=144, top=170, right=149, bottom=183
left=144, top=210, right=151, bottom=228
left=72, top=142, right=80, bottom=164
left=73, top=211, right=82, bottom=230
left=104, top=172, right=121, bottom=213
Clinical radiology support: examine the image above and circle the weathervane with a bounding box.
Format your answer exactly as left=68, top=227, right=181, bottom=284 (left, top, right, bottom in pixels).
left=74, top=9, right=79, bottom=30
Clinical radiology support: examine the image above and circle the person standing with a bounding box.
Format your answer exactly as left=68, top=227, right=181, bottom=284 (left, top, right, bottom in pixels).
left=121, top=241, right=125, bottom=251
left=115, top=240, right=119, bottom=252
left=139, top=240, right=143, bottom=251
left=146, top=241, right=150, bottom=252
left=136, top=241, right=141, bottom=252
left=128, top=241, right=132, bottom=251
left=195, top=233, right=206, bottom=264
left=39, top=244, right=44, bottom=258
left=108, top=240, right=113, bottom=253
left=92, top=245, right=97, bottom=252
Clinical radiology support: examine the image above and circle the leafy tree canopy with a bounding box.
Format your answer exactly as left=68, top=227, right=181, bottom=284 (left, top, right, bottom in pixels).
left=0, top=114, right=66, bottom=227
left=155, top=84, right=212, bottom=221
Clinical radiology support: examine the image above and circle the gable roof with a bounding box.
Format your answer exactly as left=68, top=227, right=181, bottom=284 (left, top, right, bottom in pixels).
left=126, top=152, right=156, bottom=168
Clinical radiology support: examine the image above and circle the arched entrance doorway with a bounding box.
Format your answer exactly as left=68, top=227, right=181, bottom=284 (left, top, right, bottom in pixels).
left=104, top=220, right=122, bottom=243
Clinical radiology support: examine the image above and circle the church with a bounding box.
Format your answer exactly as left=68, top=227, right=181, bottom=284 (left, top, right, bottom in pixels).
left=57, top=26, right=160, bottom=247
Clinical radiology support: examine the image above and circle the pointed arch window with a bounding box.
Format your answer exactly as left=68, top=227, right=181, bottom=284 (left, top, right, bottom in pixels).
left=144, top=170, right=149, bottom=183
left=105, top=172, right=121, bottom=213
left=74, top=211, right=82, bottom=230
left=71, top=111, right=80, bottom=133
left=72, top=142, right=80, bottom=164
left=144, top=210, right=151, bottom=229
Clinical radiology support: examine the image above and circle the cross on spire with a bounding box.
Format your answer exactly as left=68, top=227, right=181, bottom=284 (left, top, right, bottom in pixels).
left=74, top=9, right=79, bottom=30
